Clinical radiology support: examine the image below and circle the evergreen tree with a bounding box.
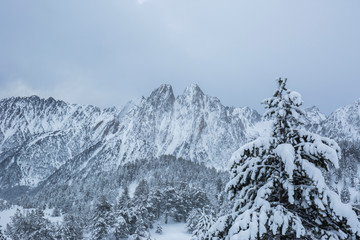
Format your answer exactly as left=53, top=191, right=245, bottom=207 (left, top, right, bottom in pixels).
left=57, top=214, right=83, bottom=240
left=5, top=209, right=25, bottom=240
left=90, top=196, right=114, bottom=240
left=6, top=208, right=54, bottom=240
left=341, top=184, right=351, bottom=204
left=113, top=215, right=129, bottom=240
left=134, top=180, right=150, bottom=205
left=117, top=186, right=131, bottom=209
left=113, top=189, right=132, bottom=239
left=128, top=217, right=150, bottom=240
left=186, top=208, right=202, bottom=233
left=147, top=189, right=162, bottom=220
left=162, top=187, right=177, bottom=224
left=0, top=228, right=5, bottom=240
left=208, top=78, right=360, bottom=239
left=155, top=222, right=162, bottom=234
left=191, top=207, right=216, bottom=240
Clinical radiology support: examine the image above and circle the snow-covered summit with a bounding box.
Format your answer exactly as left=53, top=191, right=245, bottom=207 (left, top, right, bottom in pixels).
left=183, top=83, right=203, bottom=96
left=304, top=106, right=326, bottom=125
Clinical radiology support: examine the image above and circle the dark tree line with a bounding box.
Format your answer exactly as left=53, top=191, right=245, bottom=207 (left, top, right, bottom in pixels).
left=20, top=156, right=227, bottom=220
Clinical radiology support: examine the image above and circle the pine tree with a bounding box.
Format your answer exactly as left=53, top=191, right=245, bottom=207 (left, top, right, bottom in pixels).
left=90, top=196, right=114, bottom=240
left=341, top=184, right=351, bottom=204
left=117, top=186, right=131, bottom=209
left=6, top=208, right=54, bottom=240
left=29, top=208, right=55, bottom=239
left=0, top=228, right=5, bottom=240
left=113, top=215, right=129, bottom=240
left=134, top=180, right=150, bottom=205
left=208, top=78, right=360, bottom=239
left=128, top=217, right=150, bottom=240
left=191, top=207, right=216, bottom=240
left=147, top=189, right=162, bottom=220
left=57, top=214, right=83, bottom=240
left=5, top=209, right=25, bottom=240
left=114, top=190, right=131, bottom=240
left=162, top=187, right=177, bottom=224
left=186, top=208, right=202, bottom=233
left=155, top=222, right=162, bottom=234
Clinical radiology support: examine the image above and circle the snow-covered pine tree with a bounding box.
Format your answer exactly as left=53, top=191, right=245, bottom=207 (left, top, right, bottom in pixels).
left=128, top=217, right=150, bottom=240
left=113, top=191, right=131, bottom=239
left=191, top=207, right=216, bottom=240
left=118, top=186, right=131, bottom=208
left=0, top=228, right=5, bottom=240
left=155, top=222, right=162, bottom=234
left=162, top=187, right=177, bottom=224
left=186, top=208, right=202, bottom=233
left=57, top=214, right=83, bottom=240
left=341, top=184, right=351, bottom=204
left=134, top=180, right=150, bottom=205
left=113, top=214, right=129, bottom=240
left=6, top=208, right=54, bottom=240
left=90, top=196, right=114, bottom=240
left=208, top=78, right=360, bottom=239
left=147, top=189, right=162, bottom=220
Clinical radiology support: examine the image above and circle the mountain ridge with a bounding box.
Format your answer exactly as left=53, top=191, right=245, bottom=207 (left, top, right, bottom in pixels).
left=0, top=84, right=261, bottom=194
left=1, top=84, right=360, bottom=200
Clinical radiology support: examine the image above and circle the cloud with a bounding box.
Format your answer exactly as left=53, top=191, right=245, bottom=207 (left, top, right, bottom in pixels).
left=0, top=0, right=359, bottom=113
left=0, top=80, right=40, bottom=99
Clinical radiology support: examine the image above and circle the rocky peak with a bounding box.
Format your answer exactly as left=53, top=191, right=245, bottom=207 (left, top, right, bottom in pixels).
left=148, top=84, right=174, bottom=102
left=178, top=84, right=207, bottom=109
left=305, top=106, right=321, bottom=112
left=304, top=106, right=326, bottom=125
left=148, top=84, right=175, bottom=111
left=183, top=83, right=204, bottom=98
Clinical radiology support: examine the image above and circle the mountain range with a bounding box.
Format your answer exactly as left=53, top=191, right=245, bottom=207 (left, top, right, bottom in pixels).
left=0, top=84, right=359, bottom=201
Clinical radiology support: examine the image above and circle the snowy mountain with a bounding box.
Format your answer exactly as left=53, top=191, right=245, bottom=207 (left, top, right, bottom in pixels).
left=2, top=84, right=360, bottom=209
left=0, top=96, right=117, bottom=191
left=0, top=84, right=260, bottom=194
left=304, top=106, right=326, bottom=125
left=312, top=99, right=360, bottom=141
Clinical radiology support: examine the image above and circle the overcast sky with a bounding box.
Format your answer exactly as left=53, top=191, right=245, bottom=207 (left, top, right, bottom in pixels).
left=0, top=0, right=359, bottom=114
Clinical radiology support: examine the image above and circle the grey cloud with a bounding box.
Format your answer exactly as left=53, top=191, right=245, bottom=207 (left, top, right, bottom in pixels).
left=0, top=0, right=359, bottom=113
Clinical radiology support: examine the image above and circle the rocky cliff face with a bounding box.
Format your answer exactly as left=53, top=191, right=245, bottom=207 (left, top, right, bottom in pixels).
left=304, top=106, right=326, bottom=125
left=0, top=95, right=117, bottom=190
left=314, top=99, right=360, bottom=142
left=0, top=84, right=261, bottom=193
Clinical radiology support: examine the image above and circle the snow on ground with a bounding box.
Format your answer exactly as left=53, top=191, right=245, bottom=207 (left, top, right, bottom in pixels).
left=44, top=208, right=63, bottom=223
left=0, top=206, right=63, bottom=231
left=150, top=222, right=191, bottom=240
left=128, top=181, right=138, bottom=198
left=0, top=206, right=23, bottom=231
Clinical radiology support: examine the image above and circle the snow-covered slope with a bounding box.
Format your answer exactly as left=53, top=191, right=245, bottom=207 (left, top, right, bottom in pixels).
left=2, top=84, right=360, bottom=199
left=304, top=106, right=326, bottom=125
left=314, top=99, right=360, bottom=141
left=0, top=96, right=117, bottom=189
left=82, top=84, right=260, bottom=170
left=0, top=84, right=260, bottom=192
